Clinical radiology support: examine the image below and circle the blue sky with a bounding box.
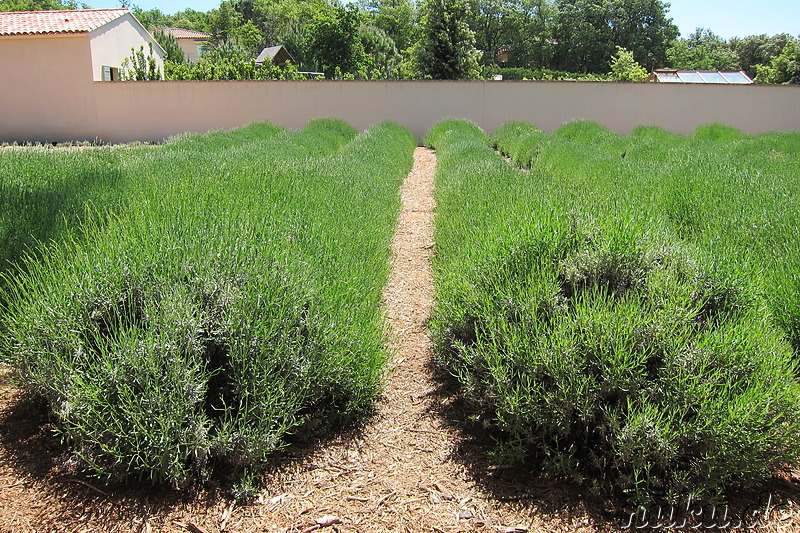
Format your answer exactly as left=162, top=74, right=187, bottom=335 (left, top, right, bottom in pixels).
left=667, top=0, right=799, bottom=39
left=88, top=0, right=799, bottom=40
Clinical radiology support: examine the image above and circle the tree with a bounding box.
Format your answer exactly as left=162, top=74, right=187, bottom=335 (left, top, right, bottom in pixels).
left=358, top=0, right=416, bottom=53
left=666, top=28, right=739, bottom=70
left=552, top=0, right=676, bottom=73
left=153, top=30, right=186, bottom=64
left=360, top=25, right=402, bottom=78
left=609, top=46, right=647, bottom=81
left=235, top=20, right=265, bottom=56
left=120, top=43, right=161, bottom=81
left=605, top=0, right=678, bottom=71
left=410, top=0, right=482, bottom=79
left=755, top=40, right=800, bottom=85
left=303, top=5, right=371, bottom=78
left=731, top=33, right=796, bottom=79
left=164, top=9, right=212, bottom=33
left=132, top=7, right=170, bottom=30
left=0, top=0, right=85, bottom=10
left=210, top=1, right=241, bottom=45
left=505, top=0, right=556, bottom=70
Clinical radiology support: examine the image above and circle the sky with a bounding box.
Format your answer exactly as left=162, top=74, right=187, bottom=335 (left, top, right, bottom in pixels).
left=85, top=0, right=800, bottom=40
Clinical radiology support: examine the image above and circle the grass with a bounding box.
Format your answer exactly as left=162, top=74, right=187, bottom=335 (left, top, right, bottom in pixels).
left=496, top=120, right=800, bottom=352
left=0, top=119, right=416, bottom=493
left=427, top=119, right=800, bottom=505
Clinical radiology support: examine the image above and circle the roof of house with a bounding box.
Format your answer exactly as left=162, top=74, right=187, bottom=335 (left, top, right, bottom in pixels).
left=0, top=8, right=130, bottom=36
left=651, top=68, right=753, bottom=84
left=162, top=27, right=210, bottom=39
left=256, top=45, right=292, bottom=64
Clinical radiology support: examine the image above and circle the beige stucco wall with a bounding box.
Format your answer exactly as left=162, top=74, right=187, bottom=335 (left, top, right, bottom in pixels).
left=0, top=79, right=798, bottom=144
left=89, top=13, right=164, bottom=81
left=92, top=81, right=800, bottom=143
left=0, top=34, right=97, bottom=141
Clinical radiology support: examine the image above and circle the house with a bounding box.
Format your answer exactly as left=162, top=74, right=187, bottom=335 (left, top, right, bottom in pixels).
left=256, top=45, right=294, bottom=67
left=650, top=68, right=753, bottom=84
left=162, top=27, right=209, bottom=63
left=0, top=8, right=165, bottom=81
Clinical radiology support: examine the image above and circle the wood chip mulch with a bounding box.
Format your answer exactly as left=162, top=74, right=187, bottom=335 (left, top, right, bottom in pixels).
left=2, top=147, right=799, bottom=532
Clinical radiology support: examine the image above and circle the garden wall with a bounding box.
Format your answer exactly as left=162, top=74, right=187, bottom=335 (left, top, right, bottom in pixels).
left=1, top=79, right=798, bottom=143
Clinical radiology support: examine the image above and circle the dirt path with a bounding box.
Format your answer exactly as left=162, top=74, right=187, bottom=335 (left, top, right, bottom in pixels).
left=0, top=147, right=607, bottom=533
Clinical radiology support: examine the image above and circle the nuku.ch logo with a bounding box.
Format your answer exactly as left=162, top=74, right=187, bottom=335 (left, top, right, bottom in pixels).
left=622, top=493, right=794, bottom=530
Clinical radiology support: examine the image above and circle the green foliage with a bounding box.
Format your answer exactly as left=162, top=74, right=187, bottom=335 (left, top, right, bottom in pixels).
left=0, top=148, right=133, bottom=309
left=755, top=40, right=800, bottom=85
left=359, top=25, right=402, bottom=79
left=164, top=42, right=306, bottom=80
left=430, top=119, right=800, bottom=505
left=666, top=28, right=739, bottom=71
left=209, top=0, right=241, bottom=45
left=730, top=33, right=796, bottom=79
left=303, top=6, right=371, bottom=78
left=0, top=120, right=416, bottom=488
left=492, top=66, right=611, bottom=81
left=357, top=0, right=416, bottom=52
left=465, top=0, right=554, bottom=68
left=120, top=43, right=161, bottom=81
left=409, top=0, right=482, bottom=79
left=609, top=46, right=648, bottom=82
left=153, top=30, right=186, bottom=64
left=552, top=0, right=677, bottom=73
left=235, top=20, right=265, bottom=57
left=0, top=0, right=85, bottom=10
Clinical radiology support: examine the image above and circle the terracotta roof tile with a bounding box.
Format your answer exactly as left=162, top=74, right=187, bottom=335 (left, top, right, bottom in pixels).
left=162, top=28, right=209, bottom=39
left=0, top=8, right=128, bottom=36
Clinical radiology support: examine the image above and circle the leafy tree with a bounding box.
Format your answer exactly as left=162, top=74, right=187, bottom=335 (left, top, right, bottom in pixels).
left=132, top=7, right=170, bottom=30
left=164, top=8, right=212, bottom=33
left=303, top=6, right=371, bottom=78
left=552, top=0, right=676, bottom=73
left=210, top=0, right=241, bottom=45
left=235, top=19, right=265, bottom=56
left=605, top=0, right=678, bottom=71
left=0, top=0, right=85, bottom=10
left=153, top=29, right=186, bottom=64
left=505, top=0, right=556, bottom=70
left=357, top=0, right=416, bottom=52
left=280, top=23, right=311, bottom=71
left=552, top=0, right=610, bottom=72
left=755, top=40, right=800, bottom=84
left=410, top=0, right=482, bottom=79
left=165, top=41, right=307, bottom=80
left=359, top=25, right=402, bottom=78
left=609, top=45, right=647, bottom=81
left=731, top=33, right=796, bottom=79
left=666, top=28, right=739, bottom=70
left=121, top=43, right=161, bottom=81
left=235, top=0, right=334, bottom=57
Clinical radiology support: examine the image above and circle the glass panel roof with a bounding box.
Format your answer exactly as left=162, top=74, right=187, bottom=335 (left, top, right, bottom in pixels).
left=677, top=72, right=704, bottom=83
left=699, top=72, right=727, bottom=83
left=721, top=72, right=751, bottom=83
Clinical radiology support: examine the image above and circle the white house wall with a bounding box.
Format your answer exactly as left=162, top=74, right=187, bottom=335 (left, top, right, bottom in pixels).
left=177, top=38, right=205, bottom=62
left=89, top=13, right=164, bottom=81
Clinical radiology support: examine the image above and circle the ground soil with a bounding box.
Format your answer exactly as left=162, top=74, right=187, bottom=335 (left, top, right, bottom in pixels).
left=2, top=147, right=800, bottom=532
